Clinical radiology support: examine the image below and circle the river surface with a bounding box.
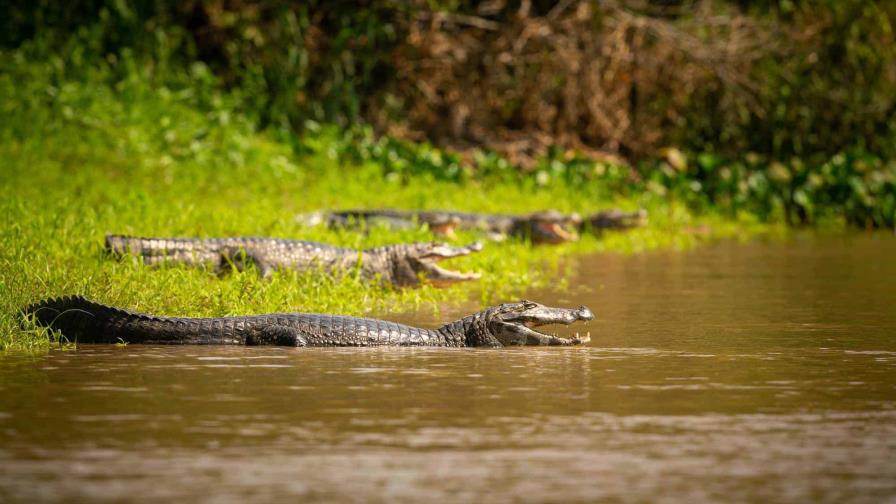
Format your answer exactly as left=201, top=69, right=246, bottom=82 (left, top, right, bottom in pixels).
left=1, top=234, right=895, bottom=503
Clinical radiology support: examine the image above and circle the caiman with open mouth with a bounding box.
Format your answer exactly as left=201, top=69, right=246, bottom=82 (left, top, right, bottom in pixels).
left=105, top=235, right=482, bottom=288
left=23, top=298, right=594, bottom=347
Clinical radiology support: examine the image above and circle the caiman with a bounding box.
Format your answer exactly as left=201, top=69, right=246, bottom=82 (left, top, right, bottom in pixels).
left=298, top=211, right=463, bottom=238
left=23, top=297, right=594, bottom=347
left=297, top=209, right=582, bottom=244
left=582, top=209, right=648, bottom=231
left=105, top=235, right=482, bottom=288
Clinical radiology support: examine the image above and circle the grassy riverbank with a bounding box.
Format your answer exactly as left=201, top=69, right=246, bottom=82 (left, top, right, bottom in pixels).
left=0, top=56, right=767, bottom=351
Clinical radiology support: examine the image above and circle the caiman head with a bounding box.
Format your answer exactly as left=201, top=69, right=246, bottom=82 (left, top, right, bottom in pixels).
left=585, top=208, right=648, bottom=231
left=385, top=241, right=484, bottom=288
left=418, top=213, right=462, bottom=240
left=456, top=300, right=594, bottom=346
left=516, top=210, right=582, bottom=244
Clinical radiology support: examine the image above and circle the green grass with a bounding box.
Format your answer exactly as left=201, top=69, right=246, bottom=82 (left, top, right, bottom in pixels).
left=0, top=53, right=771, bottom=352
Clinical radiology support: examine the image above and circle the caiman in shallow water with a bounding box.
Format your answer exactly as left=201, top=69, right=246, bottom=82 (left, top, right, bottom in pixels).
left=23, top=298, right=594, bottom=347
left=298, top=209, right=582, bottom=244
left=105, top=235, right=482, bottom=288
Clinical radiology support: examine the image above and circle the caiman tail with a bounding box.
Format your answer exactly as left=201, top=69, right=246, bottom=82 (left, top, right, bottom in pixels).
left=105, top=235, right=212, bottom=256
left=21, top=296, right=238, bottom=345
left=106, top=235, right=155, bottom=255
left=104, top=235, right=224, bottom=267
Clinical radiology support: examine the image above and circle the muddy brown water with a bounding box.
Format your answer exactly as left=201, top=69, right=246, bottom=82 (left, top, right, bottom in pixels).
left=1, top=234, right=895, bottom=503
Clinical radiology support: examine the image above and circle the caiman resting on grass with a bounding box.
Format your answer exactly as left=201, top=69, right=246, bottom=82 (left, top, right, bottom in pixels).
left=298, top=208, right=648, bottom=243
left=23, top=297, right=594, bottom=347
left=582, top=208, right=648, bottom=231
left=300, top=211, right=464, bottom=238
left=297, top=209, right=582, bottom=244
left=105, top=235, right=482, bottom=288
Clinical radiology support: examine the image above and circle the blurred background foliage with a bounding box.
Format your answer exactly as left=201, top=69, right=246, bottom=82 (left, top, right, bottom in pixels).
left=1, top=0, right=894, bottom=227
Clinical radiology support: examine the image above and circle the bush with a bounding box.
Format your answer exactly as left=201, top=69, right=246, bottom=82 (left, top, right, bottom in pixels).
left=2, top=1, right=894, bottom=228
left=4, top=1, right=895, bottom=161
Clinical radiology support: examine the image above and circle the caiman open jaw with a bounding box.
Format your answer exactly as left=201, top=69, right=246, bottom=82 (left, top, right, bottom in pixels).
left=488, top=300, right=594, bottom=346
left=534, top=221, right=578, bottom=243
left=415, top=242, right=484, bottom=287
left=529, top=210, right=581, bottom=244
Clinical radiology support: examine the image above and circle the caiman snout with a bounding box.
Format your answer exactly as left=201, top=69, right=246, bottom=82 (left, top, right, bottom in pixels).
left=574, top=306, right=594, bottom=322
left=413, top=241, right=484, bottom=287
left=504, top=301, right=594, bottom=325
left=531, top=305, right=594, bottom=325
left=421, top=241, right=484, bottom=259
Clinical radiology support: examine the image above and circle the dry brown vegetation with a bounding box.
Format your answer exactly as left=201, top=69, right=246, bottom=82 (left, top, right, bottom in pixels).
left=385, top=1, right=773, bottom=166
left=5, top=1, right=895, bottom=165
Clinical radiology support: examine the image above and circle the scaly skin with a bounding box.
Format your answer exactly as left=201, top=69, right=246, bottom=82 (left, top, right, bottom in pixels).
left=23, top=298, right=594, bottom=347
left=105, top=235, right=482, bottom=288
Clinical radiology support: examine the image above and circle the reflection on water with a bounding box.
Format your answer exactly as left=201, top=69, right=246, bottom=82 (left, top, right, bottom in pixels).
left=1, top=234, right=895, bottom=502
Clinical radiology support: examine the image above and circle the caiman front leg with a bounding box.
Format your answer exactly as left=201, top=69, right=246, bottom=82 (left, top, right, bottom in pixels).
left=245, top=325, right=308, bottom=346
left=218, top=247, right=276, bottom=278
